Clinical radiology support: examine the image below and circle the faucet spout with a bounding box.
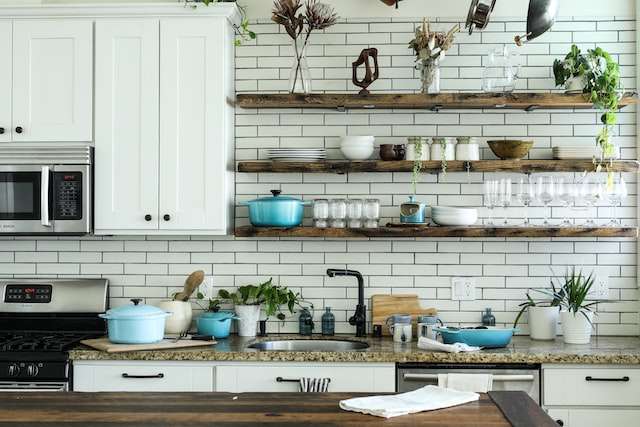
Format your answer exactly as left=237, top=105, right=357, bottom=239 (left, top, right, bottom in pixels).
left=326, top=269, right=366, bottom=337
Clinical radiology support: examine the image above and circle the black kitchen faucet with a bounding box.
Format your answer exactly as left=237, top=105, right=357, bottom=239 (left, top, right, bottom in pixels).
left=326, top=269, right=366, bottom=337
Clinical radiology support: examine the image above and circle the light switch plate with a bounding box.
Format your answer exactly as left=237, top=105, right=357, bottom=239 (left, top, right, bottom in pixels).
left=452, top=277, right=476, bottom=301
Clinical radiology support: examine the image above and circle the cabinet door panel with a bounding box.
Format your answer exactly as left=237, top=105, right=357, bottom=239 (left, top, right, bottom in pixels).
left=94, top=20, right=160, bottom=232
left=159, top=18, right=230, bottom=233
left=12, top=20, right=93, bottom=142
left=0, top=21, right=11, bottom=142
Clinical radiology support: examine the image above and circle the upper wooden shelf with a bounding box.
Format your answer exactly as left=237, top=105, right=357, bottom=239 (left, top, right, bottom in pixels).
left=236, top=92, right=638, bottom=111
left=238, top=160, right=640, bottom=174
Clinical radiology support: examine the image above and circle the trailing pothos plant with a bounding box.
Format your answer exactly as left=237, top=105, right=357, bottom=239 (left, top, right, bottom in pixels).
left=185, top=0, right=256, bottom=46
left=553, top=45, right=622, bottom=184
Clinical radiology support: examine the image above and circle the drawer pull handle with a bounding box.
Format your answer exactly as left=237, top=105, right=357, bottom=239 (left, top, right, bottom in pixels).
left=585, top=376, right=630, bottom=382
left=121, top=373, right=165, bottom=379
left=276, top=377, right=331, bottom=384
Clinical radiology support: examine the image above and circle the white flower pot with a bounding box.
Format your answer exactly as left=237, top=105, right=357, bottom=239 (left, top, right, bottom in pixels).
left=235, top=304, right=261, bottom=337
left=528, top=306, right=558, bottom=341
left=561, top=311, right=594, bottom=344
left=565, top=75, right=587, bottom=94
left=156, top=301, right=193, bottom=334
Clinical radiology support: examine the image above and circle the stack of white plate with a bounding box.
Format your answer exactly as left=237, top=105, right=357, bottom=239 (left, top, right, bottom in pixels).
left=553, top=146, right=620, bottom=160
left=268, top=148, right=327, bottom=162
left=340, top=136, right=375, bottom=160
left=431, top=206, right=478, bottom=226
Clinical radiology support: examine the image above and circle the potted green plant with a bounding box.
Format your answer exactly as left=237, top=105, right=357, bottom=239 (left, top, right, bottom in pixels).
left=185, top=0, right=256, bottom=46
left=514, top=280, right=565, bottom=341
left=211, top=278, right=302, bottom=337
left=553, top=269, right=598, bottom=344
left=553, top=44, right=590, bottom=93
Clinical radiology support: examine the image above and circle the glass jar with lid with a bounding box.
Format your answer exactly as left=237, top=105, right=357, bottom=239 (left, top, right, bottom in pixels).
left=455, top=137, right=480, bottom=161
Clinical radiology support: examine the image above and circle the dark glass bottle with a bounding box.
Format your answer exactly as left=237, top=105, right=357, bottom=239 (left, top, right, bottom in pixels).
left=321, top=307, right=335, bottom=336
left=482, top=308, right=496, bottom=326
left=299, top=307, right=314, bottom=336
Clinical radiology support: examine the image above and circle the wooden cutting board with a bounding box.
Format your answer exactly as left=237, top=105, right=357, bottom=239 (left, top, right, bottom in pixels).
left=371, top=294, right=437, bottom=336
left=81, top=337, right=217, bottom=353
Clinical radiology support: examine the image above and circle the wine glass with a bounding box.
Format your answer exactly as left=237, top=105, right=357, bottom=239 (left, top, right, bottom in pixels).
left=556, top=178, right=575, bottom=227
left=580, top=178, right=602, bottom=227
left=516, top=177, right=534, bottom=227
left=484, top=180, right=499, bottom=226
left=606, top=176, right=628, bottom=227
left=499, top=178, right=512, bottom=226
left=536, top=176, right=555, bottom=226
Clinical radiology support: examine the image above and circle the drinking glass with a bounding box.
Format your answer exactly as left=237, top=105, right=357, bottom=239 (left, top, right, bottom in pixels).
left=484, top=180, right=499, bottom=226
left=556, top=178, right=575, bottom=227
left=329, top=199, right=347, bottom=228
left=499, top=178, right=512, bottom=226
left=516, top=177, right=534, bottom=227
left=536, top=176, right=555, bottom=226
left=606, top=176, right=628, bottom=227
left=363, top=199, right=380, bottom=229
left=347, top=199, right=364, bottom=228
left=313, top=199, right=329, bottom=229
left=580, top=179, right=602, bottom=227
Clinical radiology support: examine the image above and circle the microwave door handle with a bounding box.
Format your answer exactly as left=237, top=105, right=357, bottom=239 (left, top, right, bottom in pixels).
left=41, top=166, right=51, bottom=227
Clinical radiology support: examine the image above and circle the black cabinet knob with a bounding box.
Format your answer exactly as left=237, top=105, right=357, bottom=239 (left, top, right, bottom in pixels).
left=556, top=420, right=564, bottom=426
left=0, top=127, right=4, bottom=135
left=163, top=214, right=171, bottom=221
left=144, top=214, right=152, bottom=222
left=15, top=126, right=23, bottom=134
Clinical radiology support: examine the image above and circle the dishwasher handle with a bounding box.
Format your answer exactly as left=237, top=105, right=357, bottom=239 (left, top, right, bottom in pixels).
left=403, top=373, right=535, bottom=382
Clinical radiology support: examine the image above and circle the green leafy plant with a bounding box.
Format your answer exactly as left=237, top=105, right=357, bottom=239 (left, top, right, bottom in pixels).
left=409, top=137, right=424, bottom=193
left=513, top=281, right=565, bottom=328
left=185, top=0, right=256, bottom=46
left=549, top=268, right=598, bottom=324
left=553, top=44, right=590, bottom=86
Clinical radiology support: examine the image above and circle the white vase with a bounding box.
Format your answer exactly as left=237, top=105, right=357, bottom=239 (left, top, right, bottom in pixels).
left=406, top=141, right=430, bottom=161
left=235, top=304, right=261, bottom=337
left=565, top=75, right=587, bottom=94
left=156, top=301, right=193, bottom=334
left=561, top=311, right=594, bottom=344
left=528, top=306, right=559, bottom=341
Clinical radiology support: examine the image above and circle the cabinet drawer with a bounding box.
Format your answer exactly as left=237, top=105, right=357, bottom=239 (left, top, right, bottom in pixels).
left=544, top=367, right=640, bottom=407
left=73, top=362, right=213, bottom=392
left=217, top=363, right=395, bottom=393
left=547, top=408, right=640, bottom=427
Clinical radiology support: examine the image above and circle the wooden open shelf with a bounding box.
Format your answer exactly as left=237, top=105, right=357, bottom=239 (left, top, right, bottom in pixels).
left=237, top=160, right=640, bottom=174
left=237, top=92, right=637, bottom=111
left=235, top=225, right=639, bottom=239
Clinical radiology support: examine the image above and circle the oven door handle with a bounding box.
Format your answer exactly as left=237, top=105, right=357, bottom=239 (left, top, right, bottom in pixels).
left=0, top=382, right=67, bottom=392
left=41, top=166, right=52, bottom=227
left=402, top=373, right=535, bottom=382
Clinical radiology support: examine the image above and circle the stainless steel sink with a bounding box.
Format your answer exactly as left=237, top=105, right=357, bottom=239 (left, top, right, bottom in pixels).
left=248, top=340, right=369, bottom=352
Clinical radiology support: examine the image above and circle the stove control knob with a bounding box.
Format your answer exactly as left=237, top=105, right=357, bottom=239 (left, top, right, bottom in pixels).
left=26, top=364, right=39, bottom=377
left=7, top=363, right=20, bottom=377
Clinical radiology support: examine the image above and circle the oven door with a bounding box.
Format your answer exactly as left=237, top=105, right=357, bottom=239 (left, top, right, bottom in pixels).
left=0, top=382, right=68, bottom=392
left=0, top=165, right=52, bottom=234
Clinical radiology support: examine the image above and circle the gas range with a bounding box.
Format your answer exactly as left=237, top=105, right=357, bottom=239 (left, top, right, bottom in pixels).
left=0, top=279, right=108, bottom=391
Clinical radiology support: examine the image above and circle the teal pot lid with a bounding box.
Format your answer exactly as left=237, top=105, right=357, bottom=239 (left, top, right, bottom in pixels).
left=104, top=299, right=168, bottom=320
left=200, top=310, right=237, bottom=321
left=247, top=190, right=303, bottom=204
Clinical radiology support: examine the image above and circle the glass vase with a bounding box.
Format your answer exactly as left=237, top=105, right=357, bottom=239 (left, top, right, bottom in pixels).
left=289, top=39, right=312, bottom=94
left=417, top=58, right=440, bottom=94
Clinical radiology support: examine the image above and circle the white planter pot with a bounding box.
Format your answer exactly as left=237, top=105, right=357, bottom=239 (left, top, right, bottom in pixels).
left=565, top=75, right=587, bottom=94
left=156, top=301, right=193, bottom=334
left=561, top=311, right=594, bottom=344
left=528, top=306, right=559, bottom=341
left=406, top=143, right=430, bottom=161
left=235, top=304, right=261, bottom=337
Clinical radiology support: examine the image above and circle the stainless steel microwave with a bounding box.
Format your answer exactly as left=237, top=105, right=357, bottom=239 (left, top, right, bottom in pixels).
left=0, top=146, right=92, bottom=235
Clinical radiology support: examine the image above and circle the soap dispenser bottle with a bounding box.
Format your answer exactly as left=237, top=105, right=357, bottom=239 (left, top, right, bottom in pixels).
left=482, top=308, right=496, bottom=326
left=299, top=307, right=314, bottom=336
left=321, top=307, right=335, bottom=336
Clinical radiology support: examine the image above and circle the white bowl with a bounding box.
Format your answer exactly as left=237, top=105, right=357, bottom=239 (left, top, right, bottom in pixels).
left=432, top=208, right=478, bottom=226
left=340, top=136, right=375, bottom=146
left=341, top=144, right=375, bottom=160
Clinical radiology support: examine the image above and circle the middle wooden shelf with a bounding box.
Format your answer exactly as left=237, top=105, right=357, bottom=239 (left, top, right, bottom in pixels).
left=237, top=160, right=640, bottom=174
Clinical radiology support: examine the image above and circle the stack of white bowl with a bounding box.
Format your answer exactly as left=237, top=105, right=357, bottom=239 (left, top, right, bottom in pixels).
left=340, top=136, right=375, bottom=161
left=431, top=206, right=478, bottom=226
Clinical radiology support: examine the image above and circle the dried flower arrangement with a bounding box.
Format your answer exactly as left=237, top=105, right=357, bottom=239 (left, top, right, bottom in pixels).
left=272, top=0, right=338, bottom=93
left=409, top=20, right=460, bottom=93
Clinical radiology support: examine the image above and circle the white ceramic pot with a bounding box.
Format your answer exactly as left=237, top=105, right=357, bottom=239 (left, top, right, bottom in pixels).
left=431, top=141, right=455, bottom=161
left=561, top=311, right=594, bottom=344
left=528, top=306, right=559, bottom=341
left=156, top=300, right=193, bottom=334
left=406, top=142, right=430, bottom=161
left=235, top=304, right=261, bottom=337
left=455, top=138, right=480, bottom=161
left=565, top=75, right=587, bottom=94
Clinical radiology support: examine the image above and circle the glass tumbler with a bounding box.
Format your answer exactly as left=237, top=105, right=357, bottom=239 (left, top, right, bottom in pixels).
left=313, top=199, right=329, bottom=229
left=347, top=199, right=364, bottom=228
left=363, top=199, right=381, bottom=229
left=329, top=199, right=347, bottom=228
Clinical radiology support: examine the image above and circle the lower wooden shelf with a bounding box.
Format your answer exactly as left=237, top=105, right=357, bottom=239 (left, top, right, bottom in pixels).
left=235, top=225, right=638, bottom=239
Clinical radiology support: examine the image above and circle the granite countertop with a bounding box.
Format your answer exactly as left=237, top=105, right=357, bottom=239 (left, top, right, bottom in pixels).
left=69, top=335, right=640, bottom=365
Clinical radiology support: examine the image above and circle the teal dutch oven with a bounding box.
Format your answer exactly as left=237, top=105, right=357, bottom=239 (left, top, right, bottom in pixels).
left=99, top=299, right=171, bottom=344
left=197, top=311, right=238, bottom=339
left=242, top=190, right=310, bottom=227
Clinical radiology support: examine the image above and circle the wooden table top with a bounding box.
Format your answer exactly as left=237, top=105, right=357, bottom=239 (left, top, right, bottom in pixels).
left=0, top=391, right=555, bottom=427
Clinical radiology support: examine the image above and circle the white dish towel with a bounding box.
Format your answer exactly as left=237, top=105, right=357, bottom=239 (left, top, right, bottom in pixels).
left=438, top=373, right=493, bottom=393
left=339, top=385, right=479, bottom=419
left=417, top=336, right=481, bottom=353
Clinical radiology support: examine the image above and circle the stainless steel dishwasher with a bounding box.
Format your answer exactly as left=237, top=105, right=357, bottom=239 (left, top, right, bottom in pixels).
left=397, top=363, right=541, bottom=404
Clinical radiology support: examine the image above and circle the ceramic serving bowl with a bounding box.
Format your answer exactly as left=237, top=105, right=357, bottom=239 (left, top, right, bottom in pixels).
left=488, top=140, right=534, bottom=160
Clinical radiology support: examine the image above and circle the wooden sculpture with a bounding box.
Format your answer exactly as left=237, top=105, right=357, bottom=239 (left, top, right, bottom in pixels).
left=352, top=48, right=380, bottom=96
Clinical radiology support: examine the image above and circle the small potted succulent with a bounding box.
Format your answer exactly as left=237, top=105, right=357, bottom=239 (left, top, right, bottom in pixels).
left=557, top=269, right=598, bottom=344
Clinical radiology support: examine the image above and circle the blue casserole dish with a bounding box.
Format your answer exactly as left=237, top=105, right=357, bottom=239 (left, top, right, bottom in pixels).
left=242, top=190, right=311, bottom=227
left=434, top=327, right=518, bottom=349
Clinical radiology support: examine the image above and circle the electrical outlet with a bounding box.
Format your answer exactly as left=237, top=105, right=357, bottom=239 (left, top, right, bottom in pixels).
left=589, top=275, right=610, bottom=300
left=452, top=277, right=476, bottom=301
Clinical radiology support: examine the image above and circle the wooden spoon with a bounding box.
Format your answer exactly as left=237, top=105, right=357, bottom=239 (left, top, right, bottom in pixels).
left=174, top=270, right=205, bottom=302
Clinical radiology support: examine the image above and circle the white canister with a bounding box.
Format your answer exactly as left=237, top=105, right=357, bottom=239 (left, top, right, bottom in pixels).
left=455, top=137, right=480, bottom=161
left=406, top=137, right=430, bottom=161
left=528, top=306, right=559, bottom=341
left=431, top=138, right=455, bottom=161
left=156, top=300, right=193, bottom=334
left=235, top=304, right=261, bottom=337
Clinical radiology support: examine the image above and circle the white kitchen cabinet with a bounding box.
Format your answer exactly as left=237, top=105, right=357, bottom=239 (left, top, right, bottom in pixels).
left=94, top=16, right=234, bottom=235
left=543, top=365, right=640, bottom=427
left=0, top=21, right=11, bottom=143
left=94, top=20, right=160, bottom=231
left=12, top=20, right=93, bottom=142
left=215, top=363, right=396, bottom=393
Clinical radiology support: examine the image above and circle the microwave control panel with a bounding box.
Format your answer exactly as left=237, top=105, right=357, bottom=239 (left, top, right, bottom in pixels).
left=53, top=172, right=82, bottom=220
